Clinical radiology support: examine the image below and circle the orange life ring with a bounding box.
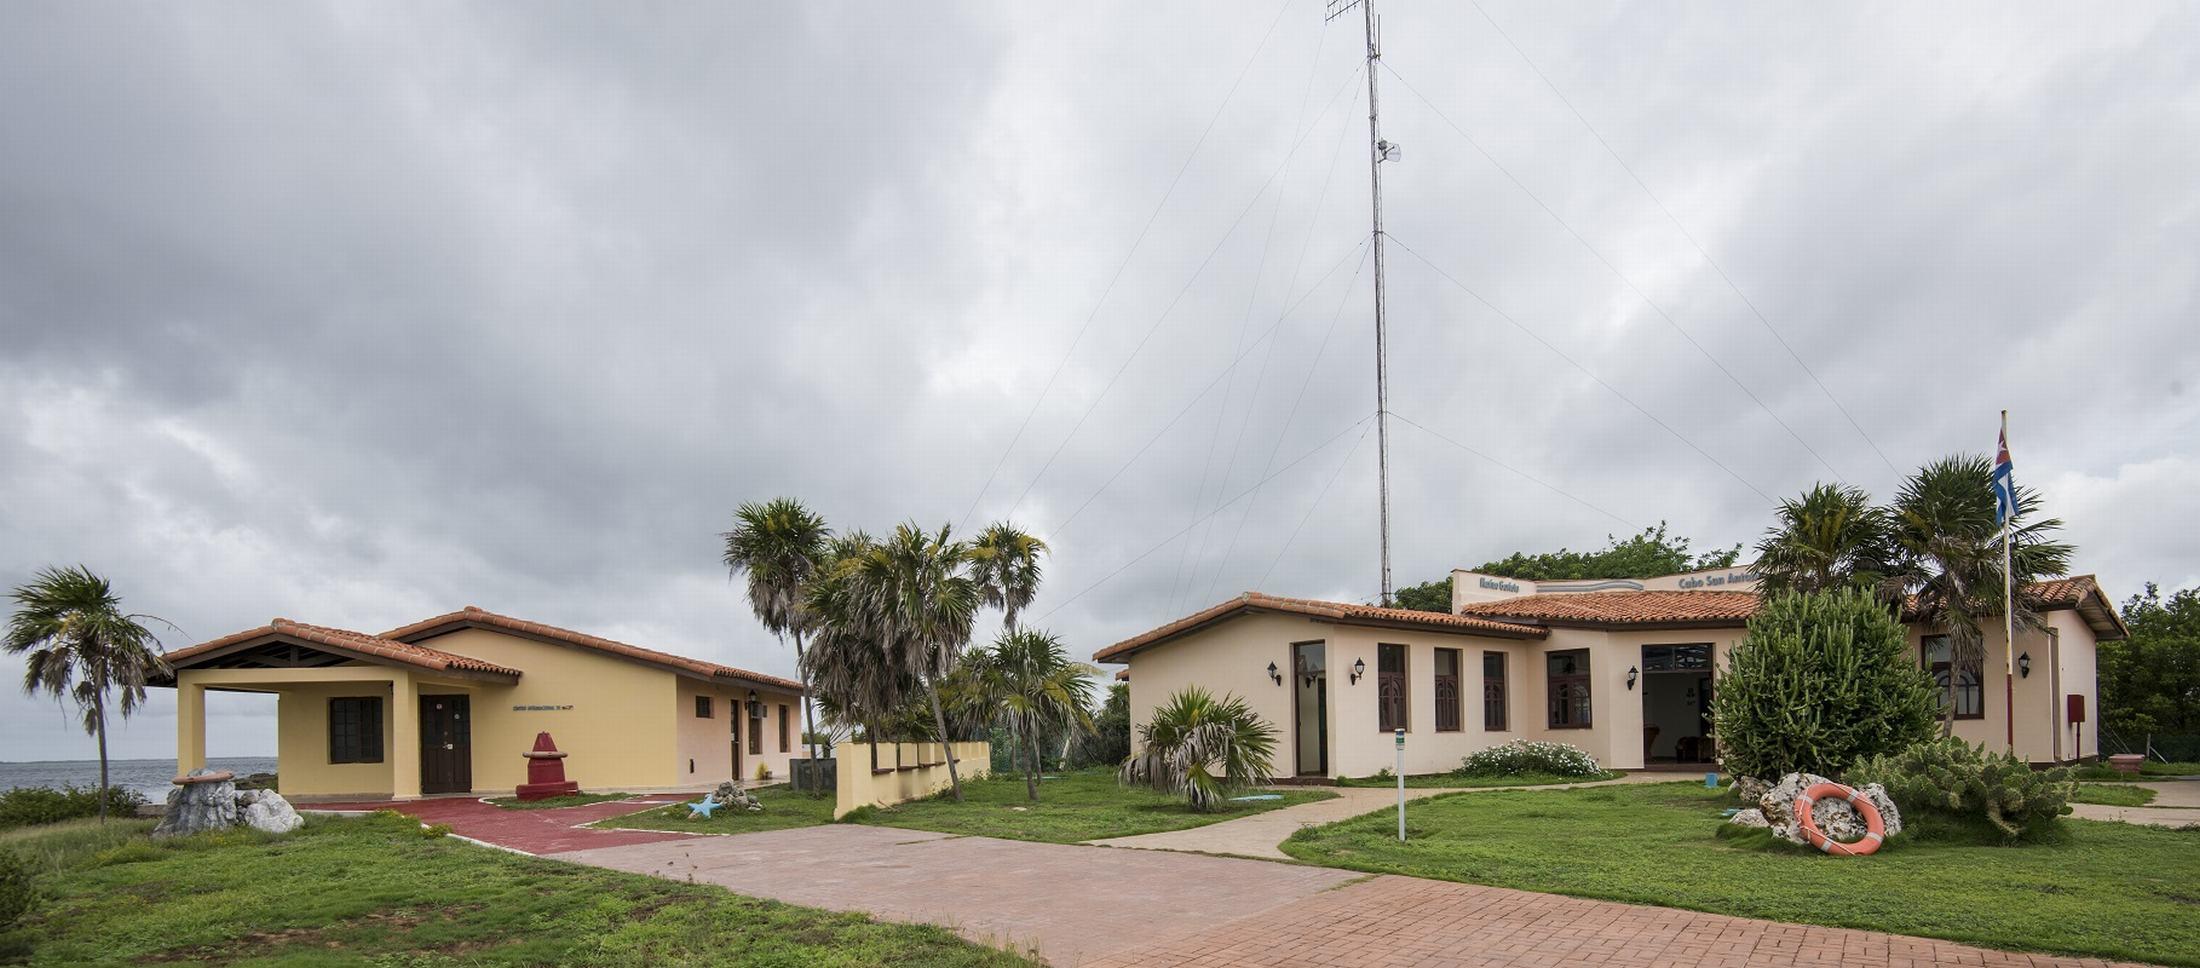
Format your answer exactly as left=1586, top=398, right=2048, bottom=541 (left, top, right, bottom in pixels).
left=1794, top=781, right=1885, bottom=856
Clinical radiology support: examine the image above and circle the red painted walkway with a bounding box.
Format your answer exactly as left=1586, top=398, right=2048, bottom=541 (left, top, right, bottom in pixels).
left=311, top=794, right=704, bottom=854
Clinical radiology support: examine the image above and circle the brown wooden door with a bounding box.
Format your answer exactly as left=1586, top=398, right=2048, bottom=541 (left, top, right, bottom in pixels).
left=419, top=695, right=472, bottom=795
left=730, top=710, right=742, bottom=781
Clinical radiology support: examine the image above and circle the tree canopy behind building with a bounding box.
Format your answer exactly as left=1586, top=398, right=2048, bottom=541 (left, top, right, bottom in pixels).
left=1393, top=524, right=1741, bottom=613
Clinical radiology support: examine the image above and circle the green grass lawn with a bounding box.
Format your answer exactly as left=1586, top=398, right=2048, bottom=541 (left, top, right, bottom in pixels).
left=484, top=792, right=639, bottom=810
left=1334, top=770, right=1623, bottom=789
left=847, top=768, right=1335, bottom=844
left=1280, top=781, right=2200, bottom=967
left=2144, top=760, right=2200, bottom=777
left=0, top=812, right=1031, bottom=967
left=2069, top=783, right=2159, bottom=806
left=592, top=784, right=838, bottom=835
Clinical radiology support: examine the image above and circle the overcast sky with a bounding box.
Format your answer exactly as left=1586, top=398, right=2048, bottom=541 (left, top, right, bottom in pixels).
left=4, top=2, right=2196, bottom=762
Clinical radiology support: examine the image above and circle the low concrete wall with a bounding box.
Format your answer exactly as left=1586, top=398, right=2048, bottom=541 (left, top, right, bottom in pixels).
left=833, top=741, right=990, bottom=819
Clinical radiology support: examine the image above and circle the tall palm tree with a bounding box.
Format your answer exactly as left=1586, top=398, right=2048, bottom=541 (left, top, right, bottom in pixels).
left=967, top=523, right=1048, bottom=632
left=962, top=628, right=1097, bottom=801
left=813, top=522, right=980, bottom=800
left=1754, top=483, right=1895, bottom=596
left=723, top=498, right=832, bottom=761
left=5, top=566, right=172, bottom=822
left=1884, top=455, right=2073, bottom=735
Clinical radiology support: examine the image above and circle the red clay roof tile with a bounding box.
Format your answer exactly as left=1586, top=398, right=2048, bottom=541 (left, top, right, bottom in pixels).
left=384, top=606, right=803, bottom=692
left=1094, top=592, right=1546, bottom=664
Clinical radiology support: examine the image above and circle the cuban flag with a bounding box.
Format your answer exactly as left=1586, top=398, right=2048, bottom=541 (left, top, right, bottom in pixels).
left=1991, top=425, right=2015, bottom=527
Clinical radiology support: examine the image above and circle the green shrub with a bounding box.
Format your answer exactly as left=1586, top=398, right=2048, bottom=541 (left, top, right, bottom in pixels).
left=0, top=785, right=147, bottom=830
left=420, top=823, right=453, bottom=840
left=1121, top=687, right=1277, bottom=811
left=1849, top=737, right=2074, bottom=841
left=1458, top=740, right=1602, bottom=778
left=0, top=851, right=31, bottom=929
left=1712, top=588, right=1940, bottom=778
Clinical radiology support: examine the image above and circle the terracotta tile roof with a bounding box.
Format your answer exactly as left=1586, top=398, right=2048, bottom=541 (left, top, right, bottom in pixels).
left=1094, top=592, right=1546, bottom=664
left=1907, top=575, right=2128, bottom=640
left=1454, top=590, right=1761, bottom=628
left=2027, top=575, right=2099, bottom=609
left=384, top=606, right=804, bottom=692
left=161, top=619, right=523, bottom=679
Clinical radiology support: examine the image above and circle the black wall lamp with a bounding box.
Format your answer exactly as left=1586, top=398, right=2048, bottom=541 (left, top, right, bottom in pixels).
left=1626, top=666, right=1640, bottom=690
left=1267, top=662, right=1283, bottom=686
left=1350, top=658, right=1366, bottom=684
left=746, top=689, right=765, bottom=719
left=2018, top=652, right=2032, bottom=678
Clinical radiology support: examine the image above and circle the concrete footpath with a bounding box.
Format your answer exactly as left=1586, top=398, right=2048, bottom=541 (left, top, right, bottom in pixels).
left=2068, top=778, right=2200, bottom=828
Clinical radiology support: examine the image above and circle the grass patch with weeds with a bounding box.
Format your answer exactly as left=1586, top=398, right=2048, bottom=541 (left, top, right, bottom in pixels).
left=0, top=810, right=1031, bottom=966
left=2068, top=784, right=2159, bottom=807
left=483, top=792, right=639, bottom=810
left=1333, top=770, right=1624, bottom=789
left=1280, top=780, right=2200, bottom=967
left=848, top=768, right=1333, bottom=844
left=592, top=784, right=837, bottom=835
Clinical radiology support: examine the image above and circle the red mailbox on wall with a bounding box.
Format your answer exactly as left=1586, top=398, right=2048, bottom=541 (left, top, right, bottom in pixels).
left=2066, top=694, right=2086, bottom=724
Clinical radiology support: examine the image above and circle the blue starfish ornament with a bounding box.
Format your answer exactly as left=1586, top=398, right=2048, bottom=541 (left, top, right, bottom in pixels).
left=687, top=797, right=721, bottom=819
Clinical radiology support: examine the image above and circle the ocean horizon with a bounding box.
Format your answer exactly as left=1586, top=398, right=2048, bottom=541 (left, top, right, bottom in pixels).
left=0, top=757, right=279, bottom=800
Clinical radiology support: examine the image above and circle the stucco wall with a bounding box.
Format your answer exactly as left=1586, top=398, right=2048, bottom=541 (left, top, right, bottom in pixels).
left=674, top=677, right=804, bottom=786
left=833, top=741, right=990, bottom=818
left=402, top=627, right=679, bottom=792
left=274, top=679, right=400, bottom=798
left=2052, top=611, right=2099, bottom=761
left=1126, top=612, right=1307, bottom=771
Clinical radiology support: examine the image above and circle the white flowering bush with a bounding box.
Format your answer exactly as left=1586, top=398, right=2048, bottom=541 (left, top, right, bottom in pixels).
left=1459, top=739, right=1602, bottom=778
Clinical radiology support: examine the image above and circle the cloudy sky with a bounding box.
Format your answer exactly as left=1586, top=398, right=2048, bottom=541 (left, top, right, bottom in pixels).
left=4, top=2, right=2196, bottom=762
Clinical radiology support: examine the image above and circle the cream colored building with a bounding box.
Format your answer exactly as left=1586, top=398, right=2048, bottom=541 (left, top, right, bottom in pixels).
left=1096, top=570, right=2124, bottom=777
left=156, top=606, right=805, bottom=800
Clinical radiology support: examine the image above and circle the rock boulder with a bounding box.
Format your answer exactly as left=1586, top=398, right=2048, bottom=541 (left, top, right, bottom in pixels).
left=239, top=789, right=304, bottom=834
left=152, top=769, right=239, bottom=839
left=1756, top=772, right=1901, bottom=846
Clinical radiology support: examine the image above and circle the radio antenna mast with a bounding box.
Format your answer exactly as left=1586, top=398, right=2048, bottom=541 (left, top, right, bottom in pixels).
left=1328, top=0, right=1397, bottom=604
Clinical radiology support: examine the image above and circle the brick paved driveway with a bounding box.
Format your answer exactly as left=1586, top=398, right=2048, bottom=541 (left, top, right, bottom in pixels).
left=311, top=793, right=701, bottom=854
left=547, top=825, right=2155, bottom=968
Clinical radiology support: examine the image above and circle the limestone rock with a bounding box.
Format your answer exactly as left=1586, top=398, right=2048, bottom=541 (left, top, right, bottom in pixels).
left=708, top=781, right=764, bottom=813
left=1727, top=808, right=1769, bottom=828
left=153, top=769, right=239, bottom=839
left=1732, top=776, right=1771, bottom=803
left=240, top=790, right=304, bottom=834
left=1757, top=772, right=1902, bottom=846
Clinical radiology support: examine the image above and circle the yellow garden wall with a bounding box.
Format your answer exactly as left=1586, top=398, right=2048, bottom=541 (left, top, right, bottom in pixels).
left=833, top=741, right=990, bottom=819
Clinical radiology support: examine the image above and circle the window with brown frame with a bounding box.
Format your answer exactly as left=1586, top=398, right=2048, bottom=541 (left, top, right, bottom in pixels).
left=1922, top=635, right=1984, bottom=720
left=1483, top=651, right=1508, bottom=731
left=695, top=695, right=712, bottom=719
left=1546, top=649, right=1591, bottom=729
left=779, top=704, right=792, bottom=752
left=1377, top=643, right=1408, bottom=732
left=328, top=697, right=384, bottom=764
left=1433, top=648, right=1462, bottom=732
left=748, top=707, right=763, bottom=754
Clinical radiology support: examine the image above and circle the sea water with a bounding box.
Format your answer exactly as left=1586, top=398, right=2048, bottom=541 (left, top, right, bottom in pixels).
left=0, top=757, right=278, bottom=800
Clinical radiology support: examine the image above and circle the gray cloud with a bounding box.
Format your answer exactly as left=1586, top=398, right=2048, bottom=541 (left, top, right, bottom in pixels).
left=3, top=1, right=2195, bottom=760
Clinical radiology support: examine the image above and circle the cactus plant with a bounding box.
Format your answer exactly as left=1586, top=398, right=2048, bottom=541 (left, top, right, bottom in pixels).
left=1849, top=737, right=2074, bottom=840
left=1712, top=588, right=1941, bottom=779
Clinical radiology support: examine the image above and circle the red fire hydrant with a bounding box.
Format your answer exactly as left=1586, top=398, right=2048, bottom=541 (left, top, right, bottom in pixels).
left=515, top=731, right=581, bottom=800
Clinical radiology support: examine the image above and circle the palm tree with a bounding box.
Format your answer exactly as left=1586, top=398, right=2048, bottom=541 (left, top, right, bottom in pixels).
left=811, top=522, right=980, bottom=800
left=967, top=523, right=1048, bottom=632
left=1120, top=687, right=1277, bottom=812
left=1754, top=483, right=1895, bottom=596
left=4, top=566, right=172, bottom=822
left=962, top=628, right=1098, bottom=801
left=1884, top=455, right=2073, bottom=735
left=723, top=498, right=832, bottom=761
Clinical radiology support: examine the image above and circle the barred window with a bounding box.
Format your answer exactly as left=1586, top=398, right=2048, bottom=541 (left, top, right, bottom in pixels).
left=1378, top=644, right=1408, bottom=732
left=1434, top=648, right=1462, bottom=732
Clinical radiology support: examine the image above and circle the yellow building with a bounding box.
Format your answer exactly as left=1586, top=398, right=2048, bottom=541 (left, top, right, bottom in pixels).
left=156, top=606, right=806, bottom=800
left=1096, top=570, right=2125, bottom=777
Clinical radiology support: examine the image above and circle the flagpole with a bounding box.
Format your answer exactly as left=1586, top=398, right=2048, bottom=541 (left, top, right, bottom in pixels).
left=2002, top=409, right=2016, bottom=753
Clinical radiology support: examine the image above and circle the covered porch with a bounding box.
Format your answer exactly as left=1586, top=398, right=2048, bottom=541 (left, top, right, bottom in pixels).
left=163, top=620, right=523, bottom=800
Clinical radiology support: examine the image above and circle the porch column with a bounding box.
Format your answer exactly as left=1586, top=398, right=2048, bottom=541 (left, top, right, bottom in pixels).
left=175, top=676, right=207, bottom=774
left=389, top=673, right=420, bottom=799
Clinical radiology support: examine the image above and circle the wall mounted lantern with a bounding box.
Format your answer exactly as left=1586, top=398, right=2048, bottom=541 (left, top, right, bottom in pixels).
left=1267, top=662, right=1283, bottom=686
left=2018, top=652, right=2032, bottom=678
left=1626, top=666, right=1640, bottom=690
left=747, top=689, right=765, bottom=719
left=1351, top=657, right=1366, bottom=684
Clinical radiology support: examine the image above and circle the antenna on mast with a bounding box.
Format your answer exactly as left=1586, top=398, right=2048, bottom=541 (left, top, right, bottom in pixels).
left=1328, top=0, right=1395, bottom=605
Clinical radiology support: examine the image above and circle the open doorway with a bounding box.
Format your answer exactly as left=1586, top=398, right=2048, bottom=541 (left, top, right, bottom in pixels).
left=1640, top=644, right=1714, bottom=764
